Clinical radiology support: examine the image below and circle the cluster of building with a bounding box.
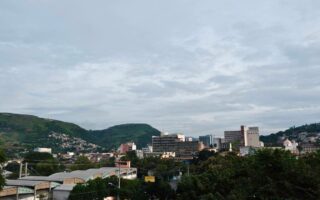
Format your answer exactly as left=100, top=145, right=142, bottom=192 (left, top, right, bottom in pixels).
left=0, top=165, right=137, bottom=200
left=111, top=125, right=264, bottom=160
left=48, top=132, right=101, bottom=152
left=283, top=138, right=320, bottom=155
left=147, top=125, right=263, bottom=159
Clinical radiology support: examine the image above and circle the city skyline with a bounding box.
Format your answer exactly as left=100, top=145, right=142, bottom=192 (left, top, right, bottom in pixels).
left=1, top=0, right=320, bottom=136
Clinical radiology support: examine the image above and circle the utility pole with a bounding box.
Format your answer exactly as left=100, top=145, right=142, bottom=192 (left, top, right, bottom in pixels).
left=19, top=163, right=22, bottom=178
left=118, top=162, right=120, bottom=200
left=115, top=161, right=128, bottom=200
left=24, top=162, right=28, bottom=177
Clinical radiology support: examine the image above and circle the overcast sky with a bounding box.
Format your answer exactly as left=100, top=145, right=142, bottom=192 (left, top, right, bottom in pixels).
left=1, top=0, right=320, bottom=136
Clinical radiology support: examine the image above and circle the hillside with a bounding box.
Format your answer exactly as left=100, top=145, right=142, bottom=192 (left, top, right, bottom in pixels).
left=91, top=124, right=161, bottom=149
left=260, top=123, right=320, bottom=146
left=0, top=113, right=160, bottom=155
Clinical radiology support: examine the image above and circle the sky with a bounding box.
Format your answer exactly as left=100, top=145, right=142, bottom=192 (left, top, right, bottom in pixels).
left=1, top=0, right=320, bottom=137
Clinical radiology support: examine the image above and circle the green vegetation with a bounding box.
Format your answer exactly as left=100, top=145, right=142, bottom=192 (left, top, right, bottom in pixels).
left=69, top=149, right=320, bottom=200
left=260, top=123, right=320, bottom=146
left=90, top=124, right=161, bottom=149
left=0, top=150, right=6, bottom=189
left=70, top=156, right=95, bottom=171
left=0, top=113, right=160, bottom=156
left=23, top=152, right=63, bottom=176
left=69, top=176, right=175, bottom=200
left=177, top=149, right=320, bottom=200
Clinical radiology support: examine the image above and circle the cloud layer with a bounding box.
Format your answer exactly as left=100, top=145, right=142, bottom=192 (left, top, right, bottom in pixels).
left=1, top=0, right=320, bottom=136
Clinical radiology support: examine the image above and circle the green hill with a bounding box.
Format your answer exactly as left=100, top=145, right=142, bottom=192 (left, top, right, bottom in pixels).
left=260, top=123, right=320, bottom=146
left=91, top=124, right=161, bottom=149
left=0, top=113, right=160, bottom=155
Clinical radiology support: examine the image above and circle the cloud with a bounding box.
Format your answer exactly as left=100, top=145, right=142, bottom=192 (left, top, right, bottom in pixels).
left=0, top=0, right=320, bottom=136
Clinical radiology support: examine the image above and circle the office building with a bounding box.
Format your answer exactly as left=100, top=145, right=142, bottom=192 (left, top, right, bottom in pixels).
left=224, top=130, right=244, bottom=144
left=152, top=134, right=179, bottom=153
left=152, top=133, right=204, bottom=160
left=224, top=125, right=261, bottom=148
left=199, top=135, right=212, bottom=147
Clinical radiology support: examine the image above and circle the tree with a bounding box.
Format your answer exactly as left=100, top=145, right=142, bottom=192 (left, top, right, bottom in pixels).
left=177, top=149, right=320, bottom=200
left=0, top=149, right=6, bottom=189
left=70, top=156, right=95, bottom=171
left=23, top=152, right=61, bottom=176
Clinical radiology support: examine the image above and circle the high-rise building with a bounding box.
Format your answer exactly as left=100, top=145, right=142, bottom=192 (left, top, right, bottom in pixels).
left=224, top=130, right=244, bottom=144
left=152, top=134, right=181, bottom=153
left=152, top=133, right=204, bottom=160
left=244, top=127, right=260, bottom=147
left=199, top=135, right=212, bottom=147
left=224, top=125, right=261, bottom=148
left=175, top=141, right=204, bottom=159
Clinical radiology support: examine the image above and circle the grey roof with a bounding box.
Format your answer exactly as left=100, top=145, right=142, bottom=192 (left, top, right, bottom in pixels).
left=19, top=175, right=65, bottom=184
left=18, top=167, right=137, bottom=184
left=6, top=179, right=46, bottom=187
left=3, top=186, right=16, bottom=189
left=53, top=184, right=75, bottom=191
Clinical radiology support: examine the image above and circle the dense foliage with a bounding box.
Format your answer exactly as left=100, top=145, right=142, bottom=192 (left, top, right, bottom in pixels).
left=69, top=149, right=320, bottom=199
left=23, top=152, right=63, bottom=176
left=69, top=176, right=175, bottom=200
left=91, top=124, right=160, bottom=149
left=70, top=156, right=95, bottom=171
left=0, top=150, right=6, bottom=189
left=121, top=150, right=186, bottom=180
left=177, top=149, right=320, bottom=200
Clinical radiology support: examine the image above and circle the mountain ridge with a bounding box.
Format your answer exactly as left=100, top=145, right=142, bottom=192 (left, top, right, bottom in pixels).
left=0, top=113, right=160, bottom=155
left=260, top=123, right=320, bottom=146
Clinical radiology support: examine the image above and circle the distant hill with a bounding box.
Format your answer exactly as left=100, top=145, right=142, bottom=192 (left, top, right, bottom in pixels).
left=0, top=113, right=160, bottom=155
left=90, top=124, right=161, bottom=149
left=260, top=123, right=320, bottom=146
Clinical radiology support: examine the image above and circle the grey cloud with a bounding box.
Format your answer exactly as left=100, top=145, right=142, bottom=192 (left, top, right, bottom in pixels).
left=1, top=0, right=320, bottom=136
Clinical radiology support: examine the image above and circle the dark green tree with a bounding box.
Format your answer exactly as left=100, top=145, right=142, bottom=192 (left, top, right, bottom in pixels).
left=0, top=149, right=6, bottom=189
left=70, top=156, right=95, bottom=171
left=23, top=152, right=61, bottom=176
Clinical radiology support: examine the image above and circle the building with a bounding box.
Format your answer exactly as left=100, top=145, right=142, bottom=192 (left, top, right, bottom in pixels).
left=224, top=127, right=244, bottom=144
left=152, top=133, right=204, bottom=160
left=175, top=141, right=204, bottom=160
left=212, top=137, right=222, bottom=150
left=240, top=146, right=260, bottom=156
left=118, top=142, right=137, bottom=154
left=16, top=167, right=138, bottom=200
left=300, top=143, right=320, bottom=154
left=4, top=179, right=52, bottom=200
left=199, top=135, right=212, bottom=148
left=244, top=127, right=260, bottom=147
left=34, top=148, right=52, bottom=154
left=283, top=139, right=299, bottom=154
left=152, top=134, right=181, bottom=153
left=224, top=126, right=261, bottom=148
left=142, top=144, right=153, bottom=153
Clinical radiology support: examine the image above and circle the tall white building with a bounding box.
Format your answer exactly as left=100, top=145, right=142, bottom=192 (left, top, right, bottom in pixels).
left=244, top=127, right=261, bottom=147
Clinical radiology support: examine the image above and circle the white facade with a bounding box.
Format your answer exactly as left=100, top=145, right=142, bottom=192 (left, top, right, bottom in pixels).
left=244, top=127, right=260, bottom=147
left=34, top=148, right=52, bottom=154
left=177, top=134, right=185, bottom=142
left=283, top=139, right=299, bottom=154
